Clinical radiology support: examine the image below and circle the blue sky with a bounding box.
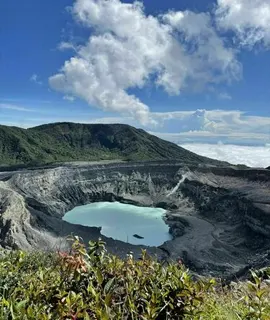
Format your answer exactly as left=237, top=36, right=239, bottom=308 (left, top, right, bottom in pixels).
left=0, top=0, right=269, bottom=145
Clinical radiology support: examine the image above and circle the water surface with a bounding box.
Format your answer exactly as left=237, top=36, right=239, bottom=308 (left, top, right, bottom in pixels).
left=63, top=202, right=171, bottom=246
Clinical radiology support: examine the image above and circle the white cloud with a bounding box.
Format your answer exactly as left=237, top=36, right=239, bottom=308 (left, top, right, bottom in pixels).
left=63, top=95, right=75, bottom=102
left=162, top=10, right=240, bottom=88
left=1, top=107, right=269, bottom=147
left=181, top=143, right=270, bottom=168
left=152, top=109, right=270, bottom=134
left=58, top=41, right=77, bottom=51
left=218, top=92, right=232, bottom=100
left=150, top=109, right=270, bottom=145
left=49, top=0, right=241, bottom=125
left=0, top=98, right=51, bottom=104
left=157, top=130, right=270, bottom=146
left=215, top=0, right=270, bottom=48
left=30, top=74, right=43, bottom=85
left=0, top=103, right=32, bottom=112
left=86, top=116, right=131, bottom=124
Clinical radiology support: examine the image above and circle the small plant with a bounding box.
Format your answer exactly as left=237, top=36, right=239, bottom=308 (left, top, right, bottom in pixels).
left=243, top=270, right=270, bottom=320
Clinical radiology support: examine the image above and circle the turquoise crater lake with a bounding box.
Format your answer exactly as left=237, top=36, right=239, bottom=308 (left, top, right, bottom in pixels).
left=63, top=202, right=172, bottom=246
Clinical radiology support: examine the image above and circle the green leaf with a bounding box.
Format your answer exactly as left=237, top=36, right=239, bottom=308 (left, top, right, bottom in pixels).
left=16, top=299, right=28, bottom=310
left=104, top=278, right=115, bottom=294
left=96, top=269, right=103, bottom=285
left=104, top=293, right=112, bottom=307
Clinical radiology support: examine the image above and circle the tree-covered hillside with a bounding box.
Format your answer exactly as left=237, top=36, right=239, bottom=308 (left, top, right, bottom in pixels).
left=0, top=122, right=213, bottom=166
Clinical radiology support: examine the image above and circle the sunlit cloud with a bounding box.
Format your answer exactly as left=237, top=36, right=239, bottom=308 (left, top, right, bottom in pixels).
left=49, top=0, right=241, bottom=125
left=215, top=0, right=270, bottom=48
left=181, top=143, right=270, bottom=168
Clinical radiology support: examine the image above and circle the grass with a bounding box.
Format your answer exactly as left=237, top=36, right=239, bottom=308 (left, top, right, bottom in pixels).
left=0, top=236, right=270, bottom=319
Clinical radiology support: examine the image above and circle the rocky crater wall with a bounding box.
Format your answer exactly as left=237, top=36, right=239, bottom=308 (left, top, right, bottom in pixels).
left=0, top=161, right=269, bottom=278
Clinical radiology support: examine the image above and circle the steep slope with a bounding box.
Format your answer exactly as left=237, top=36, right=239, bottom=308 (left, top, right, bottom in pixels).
left=0, top=122, right=218, bottom=165
left=0, top=126, right=57, bottom=165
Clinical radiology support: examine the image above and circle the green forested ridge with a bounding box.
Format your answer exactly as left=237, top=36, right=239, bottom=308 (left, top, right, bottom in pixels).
left=0, top=122, right=214, bottom=165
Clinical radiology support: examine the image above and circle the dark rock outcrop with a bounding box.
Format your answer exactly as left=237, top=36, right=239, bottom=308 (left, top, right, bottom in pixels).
left=0, top=160, right=269, bottom=278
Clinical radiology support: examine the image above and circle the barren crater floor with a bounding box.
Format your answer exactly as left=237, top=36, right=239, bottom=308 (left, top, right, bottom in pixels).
left=0, top=160, right=269, bottom=278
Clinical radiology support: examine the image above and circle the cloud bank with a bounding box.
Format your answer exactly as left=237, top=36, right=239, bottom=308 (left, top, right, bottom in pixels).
left=181, top=143, right=270, bottom=168
left=49, top=0, right=241, bottom=124
left=151, top=109, right=270, bottom=145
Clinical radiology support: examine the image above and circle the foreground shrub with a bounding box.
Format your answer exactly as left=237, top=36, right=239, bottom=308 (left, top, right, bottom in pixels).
left=0, top=237, right=269, bottom=319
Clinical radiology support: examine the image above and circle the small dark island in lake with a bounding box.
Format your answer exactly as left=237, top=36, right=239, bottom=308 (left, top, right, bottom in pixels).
left=133, top=234, right=144, bottom=239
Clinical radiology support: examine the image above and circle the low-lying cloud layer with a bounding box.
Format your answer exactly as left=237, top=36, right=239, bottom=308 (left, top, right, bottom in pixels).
left=1, top=103, right=269, bottom=146
left=181, top=143, right=270, bottom=168
left=49, top=0, right=243, bottom=124
left=151, top=109, right=270, bottom=145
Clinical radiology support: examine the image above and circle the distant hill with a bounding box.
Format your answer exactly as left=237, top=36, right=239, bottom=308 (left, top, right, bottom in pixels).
left=0, top=122, right=219, bottom=166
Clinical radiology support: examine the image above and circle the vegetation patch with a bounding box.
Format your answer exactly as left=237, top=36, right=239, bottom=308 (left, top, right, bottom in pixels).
left=0, top=122, right=217, bottom=166
left=0, top=237, right=269, bottom=319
